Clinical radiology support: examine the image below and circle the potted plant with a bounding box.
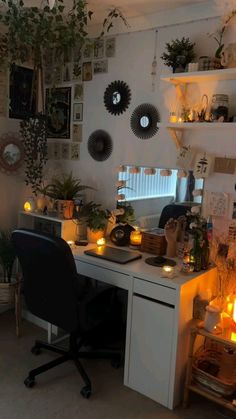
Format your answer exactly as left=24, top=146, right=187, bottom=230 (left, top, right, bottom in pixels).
left=44, top=172, right=95, bottom=219
left=161, top=37, right=195, bottom=73
left=84, top=203, right=111, bottom=243
left=0, top=230, right=17, bottom=306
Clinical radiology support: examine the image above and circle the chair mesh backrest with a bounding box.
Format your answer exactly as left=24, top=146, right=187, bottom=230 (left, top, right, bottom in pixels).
left=158, top=204, right=192, bottom=229
left=12, top=229, right=79, bottom=333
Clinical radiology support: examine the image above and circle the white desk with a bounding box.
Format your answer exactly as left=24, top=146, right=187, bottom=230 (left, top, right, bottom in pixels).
left=73, top=244, right=217, bottom=410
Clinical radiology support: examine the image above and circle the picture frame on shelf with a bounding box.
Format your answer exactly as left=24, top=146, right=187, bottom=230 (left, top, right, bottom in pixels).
left=73, top=103, right=83, bottom=122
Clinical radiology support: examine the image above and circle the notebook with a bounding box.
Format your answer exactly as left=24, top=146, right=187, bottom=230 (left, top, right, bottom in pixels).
left=84, top=245, right=142, bottom=264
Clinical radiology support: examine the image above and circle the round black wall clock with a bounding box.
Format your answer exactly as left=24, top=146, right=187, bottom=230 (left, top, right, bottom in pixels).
left=87, top=129, right=113, bottom=161
left=130, top=103, right=160, bottom=139
left=104, top=80, right=131, bottom=115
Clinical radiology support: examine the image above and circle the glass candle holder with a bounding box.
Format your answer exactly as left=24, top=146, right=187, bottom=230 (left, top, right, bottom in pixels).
left=130, top=230, right=142, bottom=247
left=97, top=237, right=106, bottom=246
left=162, top=265, right=174, bottom=278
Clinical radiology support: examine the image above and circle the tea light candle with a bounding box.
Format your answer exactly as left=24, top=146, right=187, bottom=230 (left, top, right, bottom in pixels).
left=130, top=230, right=142, bottom=246
left=67, top=240, right=74, bottom=247
left=97, top=237, right=106, bottom=246
left=162, top=265, right=174, bottom=278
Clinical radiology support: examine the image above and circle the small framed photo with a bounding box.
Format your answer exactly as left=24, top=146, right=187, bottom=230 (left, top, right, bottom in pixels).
left=82, top=62, right=92, bottom=81
left=94, top=39, right=104, bottom=59
left=74, top=83, right=83, bottom=101
left=93, top=59, right=108, bottom=75
left=73, top=103, right=83, bottom=122
left=62, top=63, right=72, bottom=83
left=83, top=42, right=93, bottom=60
left=72, top=63, right=82, bottom=81
left=70, top=143, right=80, bottom=160
left=73, top=124, right=83, bottom=142
left=61, top=142, right=70, bottom=159
left=105, top=37, right=116, bottom=57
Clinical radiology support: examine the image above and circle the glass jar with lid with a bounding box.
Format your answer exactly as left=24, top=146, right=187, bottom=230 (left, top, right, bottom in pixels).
left=210, top=94, right=229, bottom=122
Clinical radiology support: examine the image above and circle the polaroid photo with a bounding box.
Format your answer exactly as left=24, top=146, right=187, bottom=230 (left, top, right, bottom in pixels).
left=72, top=63, right=82, bottom=81
left=93, top=59, right=108, bottom=75
left=74, top=84, right=83, bottom=101
left=73, top=103, right=83, bottom=122
left=83, top=42, right=93, bottom=60
left=61, top=142, right=70, bottom=160
left=105, top=37, right=116, bottom=58
left=94, top=39, right=104, bottom=59
left=73, top=124, right=83, bottom=142
left=70, top=143, right=80, bottom=160
left=82, top=62, right=93, bottom=81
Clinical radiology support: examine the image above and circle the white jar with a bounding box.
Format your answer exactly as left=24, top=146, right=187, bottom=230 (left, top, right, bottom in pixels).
left=203, top=305, right=221, bottom=332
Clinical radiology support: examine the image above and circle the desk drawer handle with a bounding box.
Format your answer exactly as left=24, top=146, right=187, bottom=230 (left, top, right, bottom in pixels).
left=134, top=293, right=174, bottom=308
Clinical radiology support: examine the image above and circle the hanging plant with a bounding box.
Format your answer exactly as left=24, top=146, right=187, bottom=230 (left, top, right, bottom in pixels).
left=20, top=114, right=47, bottom=196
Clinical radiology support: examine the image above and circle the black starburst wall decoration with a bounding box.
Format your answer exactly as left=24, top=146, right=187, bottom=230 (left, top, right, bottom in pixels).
left=104, top=80, right=131, bottom=115
left=87, top=130, right=113, bottom=161
left=130, top=103, right=160, bottom=139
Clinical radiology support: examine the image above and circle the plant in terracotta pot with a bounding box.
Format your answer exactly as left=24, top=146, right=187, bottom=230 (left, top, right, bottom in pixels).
left=44, top=172, right=95, bottom=219
left=84, top=203, right=111, bottom=243
left=0, top=230, right=17, bottom=305
left=161, top=37, right=195, bottom=73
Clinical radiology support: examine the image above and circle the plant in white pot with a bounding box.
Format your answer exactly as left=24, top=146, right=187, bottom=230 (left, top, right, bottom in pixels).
left=0, top=230, right=17, bottom=305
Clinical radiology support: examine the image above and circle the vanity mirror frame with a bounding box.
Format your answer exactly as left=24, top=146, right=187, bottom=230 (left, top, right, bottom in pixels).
left=0, top=132, right=24, bottom=174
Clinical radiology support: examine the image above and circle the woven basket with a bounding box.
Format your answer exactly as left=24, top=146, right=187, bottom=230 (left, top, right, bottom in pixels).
left=192, top=345, right=236, bottom=397
left=0, top=281, right=16, bottom=305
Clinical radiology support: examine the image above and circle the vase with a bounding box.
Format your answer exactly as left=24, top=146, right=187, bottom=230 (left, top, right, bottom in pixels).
left=87, top=228, right=105, bottom=243
left=57, top=200, right=74, bottom=219
left=36, top=195, right=47, bottom=212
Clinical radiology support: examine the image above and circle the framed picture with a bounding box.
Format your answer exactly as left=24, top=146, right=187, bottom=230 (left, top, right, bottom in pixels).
left=73, top=124, right=83, bottom=142
left=61, top=142, right=70, bottom=159
left=74, top=84, right=83, bottom=101
left=72, top=63, right=82, bottom=81
left=105, top=37, right=116, bottom=57
left=94, top=39, right=104, bottom=59
left=45, top=87, right=71, bottom=139
left=9, top=65, right=36, bottom=119
left=93, top=60, right=108, bottom=74
left=82, top=62, right=92, bottom=81
left=70, top=143, right=80, bottom=160
left=62, top=63, right=72, bottom=83
left=73, top=103, right=83, bottom=122
left=83, top=42, right=93, bottom=60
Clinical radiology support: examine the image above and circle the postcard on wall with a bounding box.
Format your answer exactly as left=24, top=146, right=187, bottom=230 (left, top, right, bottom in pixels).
left=73, top=124, right=83, bottom=142
left=176, top=145, right=194, bottom=169
left=74, top=84, right=83, bottom=101
left=73, top=103, right=83, bottom=122
left=45, top=87, right=71, bottom=139
left=207, top=191, right=229, bottom=217
left=83, top=42, right=93, bottom=60
left=70, top=143, right=80, bottom=160
left=82, top=62, right=93, bottom=81
left=61, top=142, right=70, bottom=160
left=214, top=157, right=236, bottom=175
left=94, top=39, right=104, bottom=59
left=72, top=64, right=82, bottom=81
left=62, top=63, right=72, bottom=83
left=93, top=60, right=108, bottom=75
left=193, top=152, right=212, bottom=179
left=105, top=37, right=116, bottom=58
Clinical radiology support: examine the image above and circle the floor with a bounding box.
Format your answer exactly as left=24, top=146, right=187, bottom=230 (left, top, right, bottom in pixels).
left=0, top=311, right=234, bottom=419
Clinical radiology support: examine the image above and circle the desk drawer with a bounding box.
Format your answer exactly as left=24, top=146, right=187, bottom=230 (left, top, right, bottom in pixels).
left=133, top=278, right=176, bottom=306
left=75, top=260, right=131, bottom=290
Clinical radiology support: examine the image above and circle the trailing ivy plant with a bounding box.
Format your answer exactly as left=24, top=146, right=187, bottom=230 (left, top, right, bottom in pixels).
left=20, top=114, right=47, bottom=196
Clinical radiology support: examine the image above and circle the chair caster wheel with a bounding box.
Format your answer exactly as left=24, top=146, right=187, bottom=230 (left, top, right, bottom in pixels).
left=31, top=345, right=41, bottom=355
left=24, top=376, right=35, bottom=388
left=80, top=385, right=91, bottom=399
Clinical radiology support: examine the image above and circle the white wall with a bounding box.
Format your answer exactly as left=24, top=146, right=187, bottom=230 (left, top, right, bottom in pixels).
left=2, top=1, right=236, bottom=231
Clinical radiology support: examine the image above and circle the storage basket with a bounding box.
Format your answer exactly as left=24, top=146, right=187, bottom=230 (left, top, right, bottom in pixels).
left=0, top=281, right=16, bottom=305
left=141, top=228, right=167, bottom=255
left=192, top=344, right=236, bottom=397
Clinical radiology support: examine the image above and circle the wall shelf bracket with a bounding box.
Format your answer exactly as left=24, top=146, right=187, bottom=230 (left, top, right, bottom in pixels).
left=167, top=127, right=183, bottom=149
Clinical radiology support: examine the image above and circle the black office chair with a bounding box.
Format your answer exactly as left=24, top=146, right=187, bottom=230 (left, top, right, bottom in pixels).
left=11, top=228, right=122, bottom=398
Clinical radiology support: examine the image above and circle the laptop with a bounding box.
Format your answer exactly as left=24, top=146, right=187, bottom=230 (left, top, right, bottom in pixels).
left=84, top=245, right=142, bottom=264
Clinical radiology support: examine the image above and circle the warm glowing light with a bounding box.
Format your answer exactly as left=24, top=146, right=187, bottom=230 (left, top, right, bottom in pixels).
left=233, top=299, right=236, bottom=323
left=227, top=302, right=233, bottom=316
left=67, top=240, right=74, bottom=247
left=130, top=230, right=142, bottom=246
left=178, top=117, right=183, bottom=123
left=231, top=332, right=236, bottom=342
left=23, top=198, right=35, bottom=212
left=162, top=265, right=174, bottom=278
left=169, top=113, right=177, bottom=123
left=97, top=237, right=106, bottom=246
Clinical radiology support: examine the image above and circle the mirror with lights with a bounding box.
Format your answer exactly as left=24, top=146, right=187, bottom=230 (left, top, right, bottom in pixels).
left=116, top=165, right=204, bottom=229
left=0, top=133, right=24, bottom=174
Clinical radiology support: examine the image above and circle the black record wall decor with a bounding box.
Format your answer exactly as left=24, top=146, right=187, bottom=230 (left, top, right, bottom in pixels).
left=104, top=80, right=131, bottom=115
left=87, top=130, right=113, bottom=161
left=130, top=103, right=160, bottom=139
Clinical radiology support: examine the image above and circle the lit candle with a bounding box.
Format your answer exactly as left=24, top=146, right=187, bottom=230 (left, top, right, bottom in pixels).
left=178, top=117, right=183, bottom=123
left=67, top=240, right=74, bottom=247
left=97, top=237, right=106, bottom=246
left=169, top=112, right=177, bottom=123
left=162, top=265, right=174, bottom=278
left=130, top=230, right=142, bottom=246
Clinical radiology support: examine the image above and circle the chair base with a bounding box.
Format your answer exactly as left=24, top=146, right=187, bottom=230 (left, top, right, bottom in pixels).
left=24, top=334, right=122, bottom=398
